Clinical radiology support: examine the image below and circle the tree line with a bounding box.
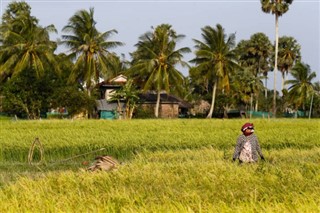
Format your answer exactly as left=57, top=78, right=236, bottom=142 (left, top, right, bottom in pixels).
left=0, top=1, right=318, bottom=119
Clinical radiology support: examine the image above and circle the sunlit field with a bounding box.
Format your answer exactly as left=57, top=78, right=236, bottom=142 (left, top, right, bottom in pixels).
left=0, top=119, right=319, bottom=212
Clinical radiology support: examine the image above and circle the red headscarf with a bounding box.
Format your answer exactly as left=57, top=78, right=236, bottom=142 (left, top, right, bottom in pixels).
left=241, top=123, right=254, bottom=136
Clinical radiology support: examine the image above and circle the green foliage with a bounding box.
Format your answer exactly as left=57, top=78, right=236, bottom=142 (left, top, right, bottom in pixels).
left=109, top=79, right=139, bottom=119
left=1, top=69, right=55, bottom=119
left=0, top=1, right=59, bottom=82
left=50, top=86, right=96, bottom=118
left=261, top=0, right=294, bottom=16
left=133, top=104, right=156, bottom=119
left=129, top=24, right=190, bottom=117
left=285, top=62, right=317, bottom=110
left=61, top=8, right=123, bottom=92
left=277, top=36, right=301, bottom=73
left=0, top=119, right=319, bottom=212
left=190, top=24, right=239, bottom=118
left=236, top=32, right=272, bottom=77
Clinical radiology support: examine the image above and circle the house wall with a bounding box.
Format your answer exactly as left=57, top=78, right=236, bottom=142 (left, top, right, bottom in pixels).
left=140, top=103, right=179, bottom=118
left=105, top=89, right=116, bottom=101
left=161, top=103, right=179, bottom=118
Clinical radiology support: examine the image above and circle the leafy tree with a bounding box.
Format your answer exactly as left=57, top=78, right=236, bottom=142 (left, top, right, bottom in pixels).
left=129, top=24, right=190, bottom=118
left=230, top=68, right=265, bottom=112
left=49, top=53, right=96, bottom=118
left=61, top=7, right=124, bottom=97
left=310, top=81, right=320, bottom=117
left=50, top=86, right=96, bottom=118
left=285, top=62, right=316, bottom=115
left=277, top=36, right=301, bottom=91
left=0, top=1, right=59, bottom=82
left=1, top=68, right=56, bottom=119
left=261, top=0, right=294, bottom=117
left=0, top=1, right=61, bottom=119
left=190, top=24, right=239, bottom=118
left=189, top=66, right=210, bottom=97
left=236, top=33, right=272, bottom=99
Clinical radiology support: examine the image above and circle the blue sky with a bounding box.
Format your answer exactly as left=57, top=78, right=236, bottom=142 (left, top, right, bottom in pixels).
left=1, top=0, right=319, bottom=89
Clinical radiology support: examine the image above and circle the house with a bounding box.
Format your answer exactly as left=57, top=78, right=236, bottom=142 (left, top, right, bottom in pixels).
left=137, top=91, right=192, bottom=118
left=96, top=75, right=192, bottom=119
left=96, top=75, right=127, bottom=119
left=99, top=74, right=127, bottom=100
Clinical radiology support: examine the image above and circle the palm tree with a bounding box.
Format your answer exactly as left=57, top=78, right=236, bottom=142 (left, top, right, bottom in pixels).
left=230, top=68, right=265, bottom=113
left=0, top=1, right=59, bottom=82
left=261, top=0, right=294, bottom=117
left=285, top=62, right=316, bottom=115
left=236, top=33, right=272, bottom=99
left=190, top=24, right=238, bottom=118
left=310, top=81, right=320, bottom=117
left=277, top=36, right=301, bottom=91
left=106, top=53, right=130, bottom=79
left=129, top=24, right=191, bottom=118
left=61, top=8, right=123, bottom=96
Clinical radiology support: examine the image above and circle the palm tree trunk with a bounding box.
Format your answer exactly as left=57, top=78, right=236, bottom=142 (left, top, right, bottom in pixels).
left=207, top=82, right=217, bottom=118
left=285, top=70, right=289, bottom=90
left=155, top=91, right=161, bottom=118
left=87, top=87, right=92, bottom=119
left=281, top=71, right=285, bottom=93
left=308, top=92, right=314, bottom=119
left=255, top=93, right=259, bottom=111
left=273, top=14, right=279, bottom=118
left=264, top=75, right=268, bottom=98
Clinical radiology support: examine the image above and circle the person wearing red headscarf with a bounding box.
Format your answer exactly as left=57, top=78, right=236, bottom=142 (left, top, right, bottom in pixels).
left=232, top=123, right=265, bottom=163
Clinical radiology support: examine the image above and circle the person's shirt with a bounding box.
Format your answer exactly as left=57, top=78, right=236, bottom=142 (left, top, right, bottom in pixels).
left=233, top=133, right=264, bottom=162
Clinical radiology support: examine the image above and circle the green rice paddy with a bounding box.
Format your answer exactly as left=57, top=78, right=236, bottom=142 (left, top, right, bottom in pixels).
left=0, top=119, right=319, bottom=212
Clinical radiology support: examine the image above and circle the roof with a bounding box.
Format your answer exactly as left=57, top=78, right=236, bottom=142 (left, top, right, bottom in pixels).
left=138, top=92, right=192, bottom=109
left=97, top=74, right=127, bottom=88
left=109, top=74, right=127, bottom=83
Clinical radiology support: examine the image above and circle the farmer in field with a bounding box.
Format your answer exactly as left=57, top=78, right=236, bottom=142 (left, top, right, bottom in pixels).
left=232, top=123, right=265, bottom=163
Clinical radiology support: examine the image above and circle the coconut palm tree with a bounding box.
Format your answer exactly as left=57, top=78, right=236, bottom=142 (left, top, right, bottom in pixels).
left=106, top=53, right=130, bottom=79
left=190, top=24, right=239, bottom=118
left=129, top=24, right=191, bottom=118
left=277, top=36, right=301, bottom=91
left=61, top=7, right=123, bottom=97
left=285, top=62, right=316, bottom=115
left=0, top=1, right=59, bottom=82
left=261, top=0, right=294, bottom=117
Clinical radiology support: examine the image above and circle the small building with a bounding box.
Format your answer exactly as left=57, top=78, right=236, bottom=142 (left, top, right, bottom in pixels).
left=138, top=92, right=192, bottom=118
left=96, top=100, right=125, bottom=120
left=96, top=75, right=127, bottom=119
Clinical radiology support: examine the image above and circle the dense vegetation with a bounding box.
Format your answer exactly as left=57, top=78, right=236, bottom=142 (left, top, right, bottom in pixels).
left=0, top=119, right=319, bottom=212
left=0, top=1, right=319, bottom=119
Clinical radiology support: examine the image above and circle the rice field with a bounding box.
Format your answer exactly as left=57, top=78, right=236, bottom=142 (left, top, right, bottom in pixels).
left=0, top=119, right=319, bottom=212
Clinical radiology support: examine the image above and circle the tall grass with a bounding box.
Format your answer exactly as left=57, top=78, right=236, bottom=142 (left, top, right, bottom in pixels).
left=0, top=119, right=319, bottom=212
